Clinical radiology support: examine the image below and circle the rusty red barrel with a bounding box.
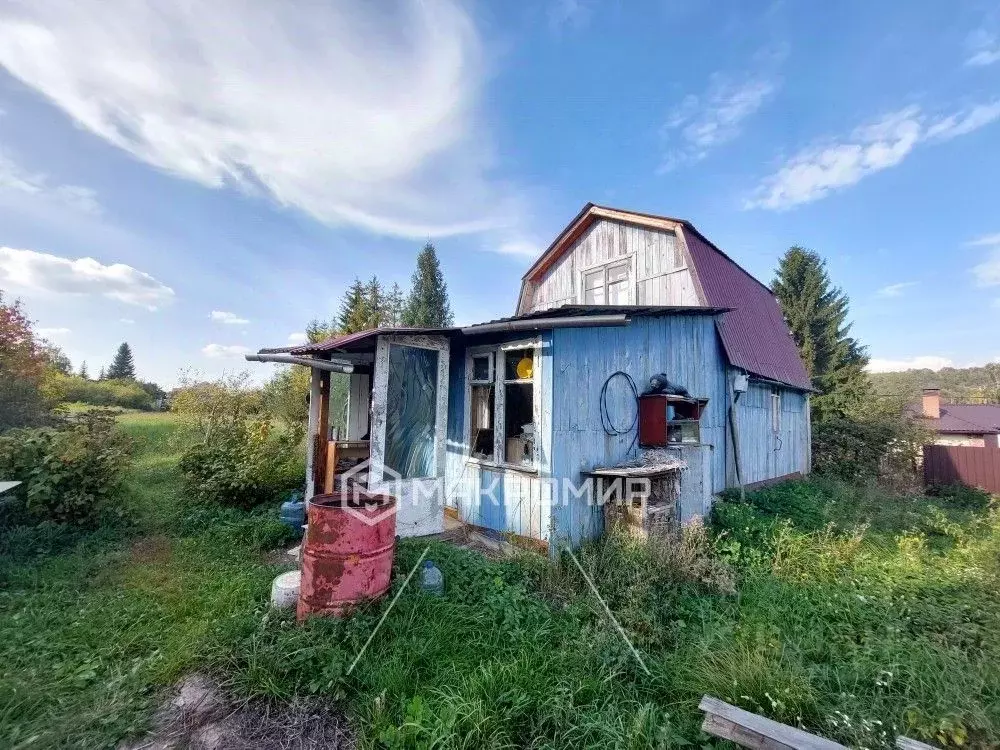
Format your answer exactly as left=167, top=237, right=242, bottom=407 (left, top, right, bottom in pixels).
left=297, top=491, right=396, bottom=620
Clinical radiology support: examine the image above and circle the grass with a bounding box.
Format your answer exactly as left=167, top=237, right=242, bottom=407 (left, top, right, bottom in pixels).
left=1, top=414, right=999, bottom=748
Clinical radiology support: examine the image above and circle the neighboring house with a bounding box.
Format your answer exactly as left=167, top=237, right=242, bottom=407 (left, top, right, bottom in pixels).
left=910, top=388, right=1000, bottom=448
left=250, top=204, right=813, bottom=550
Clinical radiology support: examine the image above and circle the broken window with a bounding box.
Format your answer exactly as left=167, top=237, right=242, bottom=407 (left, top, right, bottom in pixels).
left=466, top=343, right=538, bottom=469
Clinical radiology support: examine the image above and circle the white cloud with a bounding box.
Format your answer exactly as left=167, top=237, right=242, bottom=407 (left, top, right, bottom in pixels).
left=0, top=246, right=174, bottom=309
left=120, top=318, right=135, bottom=324
left=493, top=239, right=539, bottom=258
left=747, top=102, right=1000, bottom=210
left=876, top=281, right=917, bottom=298
left=0, top=149, right=101, bottom=214
left=0, top=0, right=522, bottom=239
left=867, top=356, right=954, bottom=373
left=37, top=326, right=70, bottom=338
left=966, top=29, right=1000, bottom=66
left=660, top=76, right=777, bottom=171
left=968, top=233, right=1000, bottom=287
left=925, top=101, right=1000, bottom=140
left=202, top=343, right=252, bottom=359
left=288, top=332, right=308, bottom=345
left=968, top=233, right=1000, bottom=247
left=210, top=310, right=249, bottom=325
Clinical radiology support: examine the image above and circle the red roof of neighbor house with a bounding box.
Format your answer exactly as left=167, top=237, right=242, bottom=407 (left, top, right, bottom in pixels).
left=518, top=204, right=813, bottom=391
left=907, top=402, right=1000, bottom=434
left=681, top=227, right=813, bottom=391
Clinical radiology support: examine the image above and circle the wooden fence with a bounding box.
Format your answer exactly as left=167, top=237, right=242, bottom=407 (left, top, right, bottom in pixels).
left=923, top=444, right=1000, bottom=494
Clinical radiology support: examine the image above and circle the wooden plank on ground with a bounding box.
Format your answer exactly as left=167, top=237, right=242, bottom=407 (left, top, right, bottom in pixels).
left=699, top=696, right=846, bottom=750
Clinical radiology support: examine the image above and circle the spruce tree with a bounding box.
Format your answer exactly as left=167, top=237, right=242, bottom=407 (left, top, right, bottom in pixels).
left=79, top=360, right=89, bottom=379
left=402, top=242, right=453, bottom=327
left=106, top=342, right=137, bottom=380
left=772, top=247, right=870, bottom=420
left=386, top=282, right=405, bottom=326
left=98, top=366, right=106, bottom=381
left=305, top=318, right=334, bottom=344
left=337, top=278, right=372, bottom=334
left=365, top=276, right=388, bottom=328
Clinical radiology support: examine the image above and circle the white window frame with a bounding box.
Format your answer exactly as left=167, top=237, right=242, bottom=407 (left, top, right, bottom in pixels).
left=770, top=388, right=782, bottom=434
left=580, top=258, right=632, bottom=305
left=464, top=339, right=541, bottom=472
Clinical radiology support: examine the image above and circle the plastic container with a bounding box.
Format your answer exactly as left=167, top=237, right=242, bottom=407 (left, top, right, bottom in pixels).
left=420, top=560, right=444, bottom=596
left=279, top=491, right=306, bottom=537
left=270, top=570, right=300, bottom=610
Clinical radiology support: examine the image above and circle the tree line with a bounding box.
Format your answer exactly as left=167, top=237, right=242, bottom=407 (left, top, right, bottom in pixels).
left=305, top=241, right=453, bottom=342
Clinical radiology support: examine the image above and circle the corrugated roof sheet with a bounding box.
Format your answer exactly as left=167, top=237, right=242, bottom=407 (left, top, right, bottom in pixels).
left=683, top=228, right=813, bottom=391
left=290, top=327, right=456, bottom=355
left=906, top=402, right=1000, bottom=434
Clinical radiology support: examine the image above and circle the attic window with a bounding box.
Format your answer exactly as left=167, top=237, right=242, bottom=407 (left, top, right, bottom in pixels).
left=583, top=261, right=630, bottom=305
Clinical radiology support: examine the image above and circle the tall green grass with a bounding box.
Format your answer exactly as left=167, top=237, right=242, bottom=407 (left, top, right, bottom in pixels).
left=1, top=414, right=998, bottom=748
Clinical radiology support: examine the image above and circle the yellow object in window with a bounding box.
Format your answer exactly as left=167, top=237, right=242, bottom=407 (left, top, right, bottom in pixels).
left=515, top=357, right=533, bottom=379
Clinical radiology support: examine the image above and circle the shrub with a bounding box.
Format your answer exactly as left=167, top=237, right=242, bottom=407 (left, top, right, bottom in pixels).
left=0, top=410, right=133, bottom=525
left=43, top=372, right=156, bottom=410
left=926, top=483, right=993, bottom=512
left=179, top=418, right=304, bottom=509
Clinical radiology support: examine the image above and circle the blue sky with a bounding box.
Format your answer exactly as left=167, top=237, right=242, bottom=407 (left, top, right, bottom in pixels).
left=0, top=0, right=998, bottom=386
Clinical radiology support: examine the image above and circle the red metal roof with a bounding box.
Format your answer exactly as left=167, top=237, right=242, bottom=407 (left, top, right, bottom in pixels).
left=907, top=402, right=1000, bottom=434
left=682, top=227, right=813, bottom=391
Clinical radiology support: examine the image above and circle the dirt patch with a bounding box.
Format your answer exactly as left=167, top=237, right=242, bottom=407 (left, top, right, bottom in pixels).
left=130, top=535, right=173, bottom=565
left=122, top=674, right=354, bottom=750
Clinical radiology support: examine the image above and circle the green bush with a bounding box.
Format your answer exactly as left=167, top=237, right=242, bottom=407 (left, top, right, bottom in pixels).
left=0, top=410, right=133, bottom=525
left=43, top=372, right=156, bottom=410
left=179, top=419, right=304, bottom=509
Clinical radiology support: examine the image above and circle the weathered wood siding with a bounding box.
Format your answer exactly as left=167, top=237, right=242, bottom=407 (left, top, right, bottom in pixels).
left=444, top=332, right=554, bottom=540
left=728, top=381, right=809, bottom=486
left=523, top=218, right=699, bottom=312
left=549, top=315, right=729, bottom=548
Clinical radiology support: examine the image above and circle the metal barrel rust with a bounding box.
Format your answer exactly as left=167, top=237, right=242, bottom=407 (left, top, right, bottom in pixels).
left=297, top=491, right=396, bottom=620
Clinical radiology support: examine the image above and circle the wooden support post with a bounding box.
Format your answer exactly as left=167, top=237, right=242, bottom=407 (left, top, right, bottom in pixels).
left=312, top=371, right=331, bottom=495
left=324, top=441, right=338, bottom=494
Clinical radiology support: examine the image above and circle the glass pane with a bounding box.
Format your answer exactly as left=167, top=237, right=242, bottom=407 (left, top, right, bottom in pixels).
left=584, top=285, right=605, bottom=304
left=384, top=344, right=438, bottom=479
left=607, top=279, right=629, bottom=304
left=472, top=354, right=492, bottom=382
left=583, top=269, right=603, bottom=290
left=503, top=382, right=535, bottom=466
left=470, top=384, right=495, bottom=460
left=607, top=263, right=628, bottom=283
left=504, top=348, right=534, bottom=381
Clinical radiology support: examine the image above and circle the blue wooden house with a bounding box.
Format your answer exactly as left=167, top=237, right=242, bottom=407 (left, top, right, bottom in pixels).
left=250, top=205, right=813, bottom=551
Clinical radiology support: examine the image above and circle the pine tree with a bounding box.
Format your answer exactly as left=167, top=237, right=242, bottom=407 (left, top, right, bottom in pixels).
left=772, top=247, right=870, bottom=420
left=98, top=366, right=106, bottom=381
left=386, top=282, right=405, bottom=326
left=402, top=242, right=453, bottom=327
left=79, top=360, right=89, bottom=379
left=106, top=342, right=137, bottom=380
left=337, top=278, right=373, bottom=334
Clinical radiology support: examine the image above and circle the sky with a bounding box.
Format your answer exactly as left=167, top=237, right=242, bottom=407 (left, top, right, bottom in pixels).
left=0, top=0, right=998, bottom=387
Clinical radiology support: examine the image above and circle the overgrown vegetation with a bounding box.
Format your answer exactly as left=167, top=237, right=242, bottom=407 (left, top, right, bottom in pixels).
left=0, top=410, right=133, bottom=526
left=173, top=372, right=304, bottom=508
left=2, top=414, right=998, bottom=748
